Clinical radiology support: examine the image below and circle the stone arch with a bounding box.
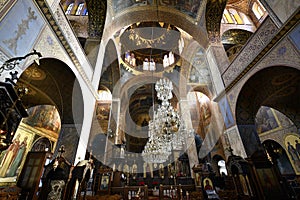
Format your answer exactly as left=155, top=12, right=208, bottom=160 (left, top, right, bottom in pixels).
left=117, top=75, right=180, bottom=112
left=91, top=39, right=120, bottom=152
left=18, top=58, right=84, bottom=163
left=99, top=39, right=120, bottom=93
left=102, top=8, right=208, bottom=48
left=31, top=137, right=52, bottom=152
left=117, top=75, right=180, bottom=152
left=236, top=66, right=300, bottom=157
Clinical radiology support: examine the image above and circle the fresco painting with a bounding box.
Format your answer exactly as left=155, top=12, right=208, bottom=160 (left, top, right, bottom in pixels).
left=0, top=129, right=33, bottom=182
left=255, top=106, right=280, bottom=134
left=22, top=105, right=61, bottom=135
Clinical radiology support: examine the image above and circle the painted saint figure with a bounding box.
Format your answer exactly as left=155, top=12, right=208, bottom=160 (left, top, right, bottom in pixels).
left=6, top=136, right=28, bottom=177
left=287, top=142, right=299, bottom=161
left=204, top=179, right=213, bottom=190
left=0, top=134, right=21, bottom=177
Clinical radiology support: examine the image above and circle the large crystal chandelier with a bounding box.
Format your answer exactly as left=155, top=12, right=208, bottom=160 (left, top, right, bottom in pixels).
left=142, top=78, right=185, bottom=163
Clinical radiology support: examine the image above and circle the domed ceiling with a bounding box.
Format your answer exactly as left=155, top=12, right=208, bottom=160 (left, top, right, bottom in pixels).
left=120, top=22, right=181, bottom=72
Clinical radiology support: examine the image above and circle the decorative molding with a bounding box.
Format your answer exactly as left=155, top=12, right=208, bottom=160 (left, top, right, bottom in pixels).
left=34, top=0, right=98, bottom=98
left=223, top=35, right=300, bottom=125
left=0, top=0, right=14, bottom=19
left=34, top=26, right=72, bottom=66
left=223, top=11, right=300, bottom=92
left=205, top=0, right=227, bottom=43
left=222, top=17, right=278, bottom=86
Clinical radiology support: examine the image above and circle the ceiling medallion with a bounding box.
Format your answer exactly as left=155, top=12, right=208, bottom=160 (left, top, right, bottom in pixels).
left=23, top=67, right=46, bottom=80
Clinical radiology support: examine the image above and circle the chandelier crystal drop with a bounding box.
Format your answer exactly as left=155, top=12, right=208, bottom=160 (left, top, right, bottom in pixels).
left=142, top=78, right=186, bottom=163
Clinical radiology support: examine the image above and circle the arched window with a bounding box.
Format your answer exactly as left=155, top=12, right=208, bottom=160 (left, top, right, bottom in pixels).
left=252, top=1, right=266, bottom=20
left=239, top=12, right=252, bottom=25
left=223, top=9, right=234, bottom=24
left=76, top=3, right=84, bottom=15
left=65, top=3, right=74, bottom=15
left=218, top=160, right=228, bottom=175
left=98, top=89, right=112, bottom=101
left=228, top=9, right=243, bottom=24
left=83, top=8, right=88, bottom=15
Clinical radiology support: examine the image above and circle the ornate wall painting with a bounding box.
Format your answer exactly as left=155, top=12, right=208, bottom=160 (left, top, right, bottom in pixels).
left=284, top=134, right=300, bottom=175
left=218, top=96, right=234, bottom=129
left=158, top=0, right=202, bottom=18
left=255, top=106, right=281, bottom=135
left=0, top=0, right=44, bottom=57
left=0, top=127, right=33, bottom=183
left=22, top=105, right=61, bottom=137
left=112, top=0, right=154, bottom=13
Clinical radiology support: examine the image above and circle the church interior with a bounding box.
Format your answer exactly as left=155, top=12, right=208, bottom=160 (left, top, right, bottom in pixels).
left=0, top=0, right=299, bottom=199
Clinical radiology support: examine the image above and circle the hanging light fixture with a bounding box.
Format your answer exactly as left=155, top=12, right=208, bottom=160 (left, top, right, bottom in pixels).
left=142, top=78, right=186, bottom=163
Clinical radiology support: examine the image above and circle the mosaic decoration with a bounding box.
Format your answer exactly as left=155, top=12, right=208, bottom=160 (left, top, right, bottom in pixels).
left=158, top=0, right=202, bottom=18
left=255, top=106, right=281, bottom=135
left=113, top=0, right=154, bottom=13
left=86, top=0, right=106, bottom=38
left=205, top=0, right=227, bottom=43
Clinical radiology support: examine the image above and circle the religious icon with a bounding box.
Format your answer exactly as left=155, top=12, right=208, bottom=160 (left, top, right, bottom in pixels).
left=100, top=175, right=109, bottom=190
